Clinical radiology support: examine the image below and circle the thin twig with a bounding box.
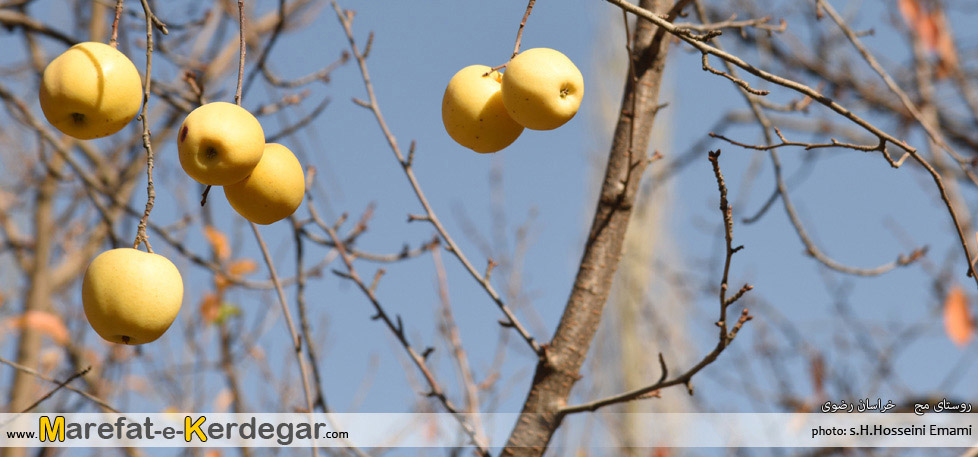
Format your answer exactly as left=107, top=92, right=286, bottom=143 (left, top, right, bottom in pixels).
left=109, top=0, right=124, bottom=48
left=235, top=0, right=246, bottom=106
left=318, top=209, right=490, bottom=456
left=610, top=0, right=978, bottom=287
left=330, top=0, right=542, bottom=356
left=242, top=0, right=285, bottom=96
left=674, top=14, right=784, bottom=33
left=815, top=0, right=978, bottom=186
left=559, top=151, right=752, bottom=415
left=233, top=4, right=316, bottom=455
left=702, top=53, right=769, bottom=95
left=814, top=0, right=977, bottom=281
left=200, top=185, right=212, bottom=207
left=711, top=150, right=741, bottom=316
left=511, top=0, right=536, bottom=58
left=291, top=216, right=328, bottom=414
left=263, top=52, right=350, bottom=89
left=0, top=10, right=76, bottom=46
left=18, top=367, right=91, bottom=414
left=690, top=1, right=923, bottom=279
left=256, top=90, right=310, bottom=116
left=711, top=129, right=883, bottom=153
left=251, top=223, right=318, bottom=455
left=432, top=248, right=487, bottom=448
left=0, top=356, right=117, bottom=412
left=266, top=96, right=330, bottom=143
left=607, top=0, right=915, bottom=154
left=133, top=0, right=165, bottom=253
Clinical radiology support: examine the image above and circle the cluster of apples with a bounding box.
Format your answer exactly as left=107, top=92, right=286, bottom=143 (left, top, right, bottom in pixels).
left=37, top=41, right=302, bottom=345
left=176, top=101, right=306, bottom=226
left=442, top=48, right=584, bottom=153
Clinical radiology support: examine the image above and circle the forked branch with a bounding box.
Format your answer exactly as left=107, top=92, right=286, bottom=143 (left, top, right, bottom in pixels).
left=560, top=150, right=752, bottom=416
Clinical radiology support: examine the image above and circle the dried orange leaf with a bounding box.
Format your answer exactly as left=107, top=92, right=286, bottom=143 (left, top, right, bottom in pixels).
left=933, top=11, right=958, bottom=78
left=4, top=310, right=69, bottom=345
left=228, top=259, right=257, bottom=276
left=898, top=0, right=921, bottom=28
left=917, top=12, right=940, bottom=51
left=899, top=0, right=945, bottom=57
left=203, top=225, right=230, bottom=261
left=944, top=285, right=974, bottom=347
left=214, top=274, right=230, bottom=292
left=199, top=292, right=221, bottom=324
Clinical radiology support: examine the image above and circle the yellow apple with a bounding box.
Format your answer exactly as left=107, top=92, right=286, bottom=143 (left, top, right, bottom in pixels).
left=178, top=102, right=265, bottom=185
left=39, top=41, right=143, bottom=140
left=501, top=48, right=584, bottom=130
left=442, top=65, right=524, bottom=153
left=82, top=248, right=183, bottom=345
left=223, top=143, right=305, bottom=225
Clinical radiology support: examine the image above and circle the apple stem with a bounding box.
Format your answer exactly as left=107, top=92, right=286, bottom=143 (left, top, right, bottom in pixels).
left=200, top=185, right=213, bottom=207
left=483, top=63, right=507, bottom=77
left=133, top=0, right=163, bottom=255
left=483, top=0, right=536, bottom=78
left=234, top=0, right=246, bottom=106
left=511, top=0, right=536, bottom=58
left=109, top=0, right=124, bottom=48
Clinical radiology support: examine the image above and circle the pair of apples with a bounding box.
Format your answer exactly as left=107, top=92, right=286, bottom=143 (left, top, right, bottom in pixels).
left=38, top=42, right=303, bottom=344
left=178, top=101, right=306, bottom=227
left=442, top=48, right=584, bottom=153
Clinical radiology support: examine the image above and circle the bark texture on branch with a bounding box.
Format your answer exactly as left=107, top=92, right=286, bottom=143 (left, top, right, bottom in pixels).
left=500, top=1, right=675, bottom=455
left=2, top=154, right=59, bottom=457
